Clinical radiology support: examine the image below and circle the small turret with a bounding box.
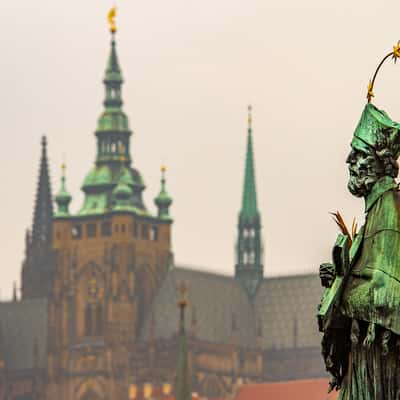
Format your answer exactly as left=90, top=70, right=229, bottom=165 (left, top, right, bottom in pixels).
left=154, top=166, right=172, bottom=220
left=55, top=164, right=72, bottom=217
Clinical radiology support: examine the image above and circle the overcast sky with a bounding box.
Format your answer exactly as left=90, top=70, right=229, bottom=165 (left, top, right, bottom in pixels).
left=1, top=0, right=400, bottom=299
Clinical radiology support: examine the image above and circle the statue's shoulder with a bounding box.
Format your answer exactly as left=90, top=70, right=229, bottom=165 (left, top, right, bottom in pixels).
left=367, top=187, right=400, bottom=234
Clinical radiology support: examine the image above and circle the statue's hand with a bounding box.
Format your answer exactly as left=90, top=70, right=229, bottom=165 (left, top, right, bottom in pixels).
left=319, top=263, right=336, bottom=288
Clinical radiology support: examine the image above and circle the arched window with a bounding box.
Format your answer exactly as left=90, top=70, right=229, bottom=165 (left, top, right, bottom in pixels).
left=85, top=303, right=103, bottom=337
left=249, top=251, right=255, bottom=264
left=95, top=304, right=103, bottom=336
left=85, top=305, right=92, bottom=336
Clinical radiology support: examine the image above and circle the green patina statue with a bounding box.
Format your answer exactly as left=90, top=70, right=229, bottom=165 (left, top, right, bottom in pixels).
left=318, top=43, right=400, bottom=398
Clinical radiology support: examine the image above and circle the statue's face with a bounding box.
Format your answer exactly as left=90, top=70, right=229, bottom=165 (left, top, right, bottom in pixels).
left=346, top=149, right=379, bottom=197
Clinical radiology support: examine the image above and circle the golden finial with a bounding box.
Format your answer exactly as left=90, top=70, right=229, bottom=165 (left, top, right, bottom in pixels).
left=178, top=282, right=187, bottom=307
left=248, top=104, right=252, bottom=127
left=161, top=165, right=166, bottom=173
left=108, top=7, right=117, bottom=33
left=61, top=163, right=66, bottom=177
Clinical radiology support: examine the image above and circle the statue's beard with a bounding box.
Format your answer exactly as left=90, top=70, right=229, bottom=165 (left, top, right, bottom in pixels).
left=347, top=171, right=377, bottom=197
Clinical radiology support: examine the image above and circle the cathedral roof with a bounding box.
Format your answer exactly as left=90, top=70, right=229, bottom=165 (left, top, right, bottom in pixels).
left=254, top=273, right=323, bottom=349
left=139, top=267, right=257, bottom=347
left=141, top=268, right=322, bottom=352
left=0, top=299, right=47, bottom=370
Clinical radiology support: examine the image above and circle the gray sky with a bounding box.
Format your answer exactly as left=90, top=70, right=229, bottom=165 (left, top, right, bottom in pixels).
left=1, top=0, right=400, bottom=299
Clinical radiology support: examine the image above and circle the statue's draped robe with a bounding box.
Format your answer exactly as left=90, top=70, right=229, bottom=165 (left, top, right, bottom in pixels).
left=339, top=177, right=400, bottom=399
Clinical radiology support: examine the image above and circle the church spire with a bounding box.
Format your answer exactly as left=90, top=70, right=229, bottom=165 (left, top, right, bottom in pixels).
left=80, top=8, right=147, bottom=216
left=240, top=105, right=259, bottom=221
left=175, top=283, right=192, bottom=400
left=31, top=136, right=53, bottom=245
left=95, top=16, right=132, bottom=166
left=235, top=106, right=263, bottom=299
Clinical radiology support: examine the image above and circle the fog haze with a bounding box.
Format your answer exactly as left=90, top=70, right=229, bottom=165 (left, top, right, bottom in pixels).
left=1, top=0, right=400, bottom=298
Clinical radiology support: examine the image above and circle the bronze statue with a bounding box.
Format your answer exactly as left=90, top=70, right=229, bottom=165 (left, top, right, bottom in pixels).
left=318, top=42, right=400, bottom=399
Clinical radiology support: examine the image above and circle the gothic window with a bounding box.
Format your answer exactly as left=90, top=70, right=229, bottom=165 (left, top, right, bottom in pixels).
left=243, top=229, right=248, bottom=238
left=249, top=251, right=255, bottom=264
left=85, top=305, right=93, bottom=336
left=111, top=142, right=116, bottom=153
left=150, top=226, right=158, bottom=241
left=95, top=304, right=103, bottom=336
left=101, top=221, right=112, bottom=237
left=133, top=222, right=138, bottom=238
left=121, top=224, right=126, bottom=234
left=141, top=224, right=149, bottom=240
left=86, top=223, right=97, bottom=238
left=72, top=224, right=82, bottom=240
left=243, top=251, right=248, bottom=264
left=85, top=303, right=103, bottom=337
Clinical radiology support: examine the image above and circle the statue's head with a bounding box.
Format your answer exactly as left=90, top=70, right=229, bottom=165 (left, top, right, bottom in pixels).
left=347, top=104, right=400, bottom=197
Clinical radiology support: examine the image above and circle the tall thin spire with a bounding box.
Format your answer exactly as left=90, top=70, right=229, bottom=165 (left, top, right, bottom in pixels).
left=175, top=283, right=192, bottom=400
left=31, top=136, right=53, bottom=245
left=235, top=106, right=263, bottom=299
left=240, top=105, right=259, bottom=221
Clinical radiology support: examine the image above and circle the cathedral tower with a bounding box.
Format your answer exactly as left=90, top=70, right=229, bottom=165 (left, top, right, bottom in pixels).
left=44, top=13, right=173, bottom=399
left=235, top=106, right=263, bottom=298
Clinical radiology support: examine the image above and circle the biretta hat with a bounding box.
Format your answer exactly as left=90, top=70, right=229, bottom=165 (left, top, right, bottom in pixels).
left=351, top=103, right=400, bottom=157
left=351, top=41, right=400, bottom=157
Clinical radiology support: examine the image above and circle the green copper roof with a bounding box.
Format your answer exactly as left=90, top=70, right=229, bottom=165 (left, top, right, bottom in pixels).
left=83, top=165, right=113, bottom=187
left=55, top=167, right=72, bottom=217
left=240, top=107, right=259, bottom=221
left=104, top=37, right=123, bottom=86
left=96, top=110, right=130, bottom=132
left=79, top=32, right=150, bottom=217
left=154, top=167, right=172, bottom=220
left=95, top=33, right=132, bottom=165
left=236, top=107, right=263, bottom=298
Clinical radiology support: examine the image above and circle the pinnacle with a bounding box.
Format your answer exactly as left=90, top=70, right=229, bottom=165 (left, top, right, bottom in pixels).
left=31, top=136, right=53, bottom=244
left=240, top=111, right=259, bottom=221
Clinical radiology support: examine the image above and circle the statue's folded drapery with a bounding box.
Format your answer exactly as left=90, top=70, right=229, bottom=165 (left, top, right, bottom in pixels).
left=343, top=177, right=400, bottom=335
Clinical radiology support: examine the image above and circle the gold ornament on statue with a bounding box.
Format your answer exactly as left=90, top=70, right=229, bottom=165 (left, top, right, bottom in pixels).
left=366, top=40, right=400, bottom=103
